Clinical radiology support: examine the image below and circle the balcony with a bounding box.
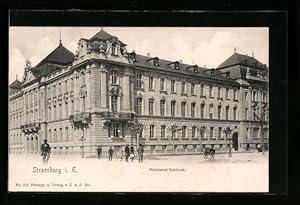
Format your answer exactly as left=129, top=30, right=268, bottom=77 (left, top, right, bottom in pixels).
left=21, top=122, right=40, bottom=133
left=101, top=111, right=135, bottom=121
left=70, top=113, right=91, bottom=123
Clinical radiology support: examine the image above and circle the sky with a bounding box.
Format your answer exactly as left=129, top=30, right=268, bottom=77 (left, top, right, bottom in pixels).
left=9, top=27, right=269, bottom=84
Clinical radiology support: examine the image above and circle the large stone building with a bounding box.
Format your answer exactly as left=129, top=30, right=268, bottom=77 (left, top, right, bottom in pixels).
left=9, top=29, right=269, bottom=157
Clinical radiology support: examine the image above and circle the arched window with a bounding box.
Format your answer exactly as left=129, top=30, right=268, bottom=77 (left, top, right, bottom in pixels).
left=209, top=104, right=214, bottom=119
left=191, top=102, right=196, bottom=118
left=160, top=100, right=165, bottom=116
left=171, top=100, right=176, bottom=117
left=136, top=97, right=142, bottom=115
left=200, top=103, right=205, bottom=119
left=218, top=105, right=222, bottom=119
left=226, top=105, right=230, bottom=120
left=149, top=98, right=154, bottom=116
left=181, top=101, right=186, bottom=117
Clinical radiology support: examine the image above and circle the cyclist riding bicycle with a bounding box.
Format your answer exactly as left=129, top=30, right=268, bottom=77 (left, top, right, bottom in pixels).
left=41, top=139, right=51, bottom=162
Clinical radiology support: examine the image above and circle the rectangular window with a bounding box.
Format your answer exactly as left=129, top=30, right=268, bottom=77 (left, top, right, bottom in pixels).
left=218, top=87, right=221, bottom=98
left=191, top=83, right=195, bottom=95
left=253, top=107, right=256, bottom=120
left=161, top=125, right=166, bottom=138
left=181, top=82, right=186, bottom=94
left=233, top=107, right=237, bottom=120
left=218, top=105, right=221, bottom=119
left=210, top=127, right=214, bottom=139
left=191, top=103, right=196, bottom=118
left=181, top=102, right=186, bottom=117
left=200, top=104, right=205, bottom=119
left=149, top=99, right=154, bottom=116
left=160, top=100, right=165, bottom=116
left=136, top=74, right=142, bottom=89
left=59, top=128, right=62, bottom=141
left=149, top=76, right=154, bottom=90
left=245, top=108, right=248, bottom=120
left=218, top=127, right=222, bottom=139
left=137, top=98, right=142, bottom=115
left=200, top=84, right=205, bottom=96
left=245, top=92, right=248, bottom=101
left=226, top=106, right=229, bottom=120
left=209, top=104, right=213, bottom=119
left=234, top=89, right=237, bottom=100
left=182, top=126, right=187, bottom=138
left=209, top=86, right=213, bottom=97
left=111, top=70, right=118, bottom=84
left=54, top=129, right=57, bottom=141
left=111, top=96, right=118, bottom=112
left=160, top=78, right=165, bottom=91
left=65, top=127, right=68, bottom=141
left=171, top=80, right=175, bottom=93
left=150, top=125, right=155, bottom=138
left=192, top=126, right=196, bottom=138
left=226, top=88, right=229, bottom=99
left=113, top=123, right=120, bottom=138
left=171, top=101, right=176, bottom=117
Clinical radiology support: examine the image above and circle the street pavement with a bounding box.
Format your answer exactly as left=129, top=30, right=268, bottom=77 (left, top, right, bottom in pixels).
left=8, top=152, right=268, bottom=192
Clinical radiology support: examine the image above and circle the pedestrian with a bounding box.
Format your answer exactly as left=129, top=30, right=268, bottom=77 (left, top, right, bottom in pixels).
left=97, top=145, right=102, bottom=159
left=125, top=144, right=130, bottom=162
left=130, top=144, right=135, bottom=162
left=137, top=144, right=144, bottom=163
left=108, top=146, right=114, bottom=161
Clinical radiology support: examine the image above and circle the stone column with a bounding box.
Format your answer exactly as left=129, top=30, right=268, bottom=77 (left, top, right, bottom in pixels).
left=122, top=68, right=131, bottom=112
left=74, top=71, right=79, bottom=114
left=86, top=65, right=92, bottom=112
left=100, top=65, right=108, bottom=111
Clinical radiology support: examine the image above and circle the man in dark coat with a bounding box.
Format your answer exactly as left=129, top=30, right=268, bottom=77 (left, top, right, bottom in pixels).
left=130, top=144, right=135, bottom=162
left=137, top=144, right=144, bottom=163
left=40, top=139, right=51, bottom=162
left=108, top=146, right=114, bottom=161
left=97, top=145, right=102, bottom=159
left=125, top=144, right=130, bottom=162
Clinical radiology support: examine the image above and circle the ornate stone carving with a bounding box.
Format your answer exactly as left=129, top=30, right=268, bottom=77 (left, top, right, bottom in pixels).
left=99, top=41, right=107, bottom=54
left=110, top=85, right=120, bottom=96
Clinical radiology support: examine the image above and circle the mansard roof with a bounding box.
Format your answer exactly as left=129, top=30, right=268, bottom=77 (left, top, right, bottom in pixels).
left=32, top=43, right=74, bottom=77
left=89, top=29, right=114, bottom=41
left=9, top=79, right=22, bottom=89
left=133, top=54, right=238, bottom=84
left=88, top=29, right=126, bottom=45
left=217, top=53, right=267, bottom=70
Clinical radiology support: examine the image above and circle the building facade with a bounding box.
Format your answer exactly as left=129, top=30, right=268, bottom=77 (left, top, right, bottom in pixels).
left=9, top=29, right=269, bottom=157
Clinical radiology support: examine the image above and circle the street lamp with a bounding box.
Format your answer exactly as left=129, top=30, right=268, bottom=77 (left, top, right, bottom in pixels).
left=79, top=136, right=86, bottom=158
left=252, top=102, right=268, bottom=155
left=72, top=113, right=91, bottom=158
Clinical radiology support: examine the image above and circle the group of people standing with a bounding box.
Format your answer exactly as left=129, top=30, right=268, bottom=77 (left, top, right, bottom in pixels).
left=96, top=144, right=144, bottom=163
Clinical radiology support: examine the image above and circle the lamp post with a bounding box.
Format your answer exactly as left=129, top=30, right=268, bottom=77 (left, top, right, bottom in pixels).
left=168, top=124, right=182, bottom=153
left=252, top=102, right=268, bottom=155
left=224, top=127, right=233, bottom=158
left=73, top=113, right=91, bottom=158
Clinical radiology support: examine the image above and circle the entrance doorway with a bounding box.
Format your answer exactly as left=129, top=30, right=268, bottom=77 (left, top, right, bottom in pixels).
left=232, top=132, right=239, bottom=151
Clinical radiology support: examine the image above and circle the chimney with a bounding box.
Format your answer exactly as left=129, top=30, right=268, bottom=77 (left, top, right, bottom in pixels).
left=234, top=48, right=236, bottom=53
left=179, top=60, right=183, bottom=63
left=252, top=52, right=254, bottom=58
left=146, top=53, right=150, bottom=57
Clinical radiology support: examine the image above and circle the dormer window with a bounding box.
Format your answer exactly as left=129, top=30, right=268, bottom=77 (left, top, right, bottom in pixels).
left=111, top=44, right=118, bottom=56
left=193, top=65, right=198, bottom=73
left=147, top=57, right=160, bottom=66
left=174, top=62, right=179, bottom=70
left=153, top=58, right=159, bottom=66
left=210, top=69, right=215, bottom=76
